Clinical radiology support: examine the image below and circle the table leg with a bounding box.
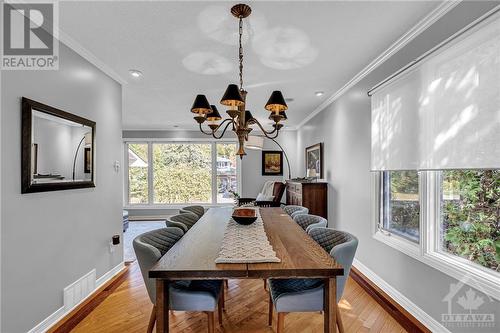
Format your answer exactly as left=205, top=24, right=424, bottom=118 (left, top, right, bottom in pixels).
left=323, top=277, right=337, bottom=333
left=156, top=279, right=170, bottom=333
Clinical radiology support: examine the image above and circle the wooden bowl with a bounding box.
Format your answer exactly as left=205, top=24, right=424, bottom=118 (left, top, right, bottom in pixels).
left=232, top=208, right=257, bottom=225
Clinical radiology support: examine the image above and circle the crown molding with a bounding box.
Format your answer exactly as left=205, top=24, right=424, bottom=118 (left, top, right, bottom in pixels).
left=57, top=29, right=127, bottom=85
left=297, top=0, right=461, bottom=129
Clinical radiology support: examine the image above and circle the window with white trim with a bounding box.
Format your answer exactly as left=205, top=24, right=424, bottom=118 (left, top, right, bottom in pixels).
left=380, top=171, right=420, bottom=243
left=371, top=11, right=500, bottom=299
left=125, top=141, right=240, bottom=206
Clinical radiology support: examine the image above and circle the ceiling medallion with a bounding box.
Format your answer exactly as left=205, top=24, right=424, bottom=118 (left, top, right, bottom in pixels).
left=189, top=3, right=288, bottom=158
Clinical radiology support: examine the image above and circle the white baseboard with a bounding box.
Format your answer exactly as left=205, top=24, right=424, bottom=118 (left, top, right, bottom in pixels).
left=28, top=262, right=125, bottom=333
left=353, top=259, right=450, bottom=333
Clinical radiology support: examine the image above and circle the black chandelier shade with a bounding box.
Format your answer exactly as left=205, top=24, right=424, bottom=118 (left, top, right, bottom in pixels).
left=207, top=105, right=222, bottom=122
left=245, top=110, right=255, bottom=123
left=264, top=90, right=288, bottom=113
left=191, top=94, right=212, bottom=114
left=220, top=84, right=244, bottom=107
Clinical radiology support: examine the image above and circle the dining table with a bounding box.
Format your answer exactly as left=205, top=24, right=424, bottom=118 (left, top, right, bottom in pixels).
left=149, top=206, right=344, bottom=333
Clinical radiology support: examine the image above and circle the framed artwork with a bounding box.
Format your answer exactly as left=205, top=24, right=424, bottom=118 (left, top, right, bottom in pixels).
left=84, top=147, right=92, bottom=173
left=262, top=151, right=283, bottom=176
left=305, top=143, right=323, bottom=178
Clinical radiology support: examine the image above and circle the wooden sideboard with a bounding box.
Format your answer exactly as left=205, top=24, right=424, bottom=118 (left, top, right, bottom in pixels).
left=286, top=180, right=328, bottom=218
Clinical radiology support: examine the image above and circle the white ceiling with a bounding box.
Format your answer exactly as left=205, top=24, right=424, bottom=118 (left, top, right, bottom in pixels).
left=59, top=1, right=440, bottom=130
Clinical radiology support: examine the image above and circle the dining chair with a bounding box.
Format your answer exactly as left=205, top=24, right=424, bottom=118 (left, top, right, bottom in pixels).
left=166, top=212, right=199, bottom=233
left=267, top=228, right=358, bottom=333
left=293, top=214, right=327, bottom=233
left=180, top=205, right=205, bottom=219
left=134, top=227, right=224, bottom=333
left=283, top=205, right=309, bottom=219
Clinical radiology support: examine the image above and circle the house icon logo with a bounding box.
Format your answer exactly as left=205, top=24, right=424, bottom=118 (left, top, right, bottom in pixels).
left=441, top=275, right=496, bottom=329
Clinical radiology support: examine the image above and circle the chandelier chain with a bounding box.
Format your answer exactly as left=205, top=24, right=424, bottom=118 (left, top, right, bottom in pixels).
left=238, top=16, right=244, bottom=90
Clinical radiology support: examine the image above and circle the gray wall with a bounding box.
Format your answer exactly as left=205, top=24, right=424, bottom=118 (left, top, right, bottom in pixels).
left=1, top=43, right=123, bottom=332
left=122, top=129, right=298, bottom=212
left=296, top=2, right=500, bottom=331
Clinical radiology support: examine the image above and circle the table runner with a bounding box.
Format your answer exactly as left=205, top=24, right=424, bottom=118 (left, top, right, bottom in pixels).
left=215, top=208, right=281, bottom=264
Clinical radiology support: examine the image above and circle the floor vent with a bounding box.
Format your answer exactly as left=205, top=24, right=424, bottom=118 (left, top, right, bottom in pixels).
left=63, top=269, right=96, bottom=310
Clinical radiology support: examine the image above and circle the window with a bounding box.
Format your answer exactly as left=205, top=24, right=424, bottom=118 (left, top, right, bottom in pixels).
left=381, top=171, right=420, bottom=243
left=216, top=143, right=238, bottom=204
left=370, top=12, right=500, bottom=298
left=153, top=143, right=212, bottom=204
left=127, top=143, right=148, bottom=204
left=125, top=141, right=239, bottom=206
left=440, top=170, right=499, bottom=273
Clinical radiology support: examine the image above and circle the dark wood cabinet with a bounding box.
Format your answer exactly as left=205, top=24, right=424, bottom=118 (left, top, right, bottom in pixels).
left=286, top=181, right=328, bottom=219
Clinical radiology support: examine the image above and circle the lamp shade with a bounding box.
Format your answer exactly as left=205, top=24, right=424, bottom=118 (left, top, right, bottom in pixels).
left=245, top=110, right=254, bottom=122
left=268, top=110, right=287, bottom=121
left=191, top=94, right=212, bottom=114
left=84, top=132, right=92, bottom=146
left=264, top=90, right=288, bottom=112
left=207, top=105, right=222, bottom=121
left=220, top=84, right=244, bottom=107
left=245, top=135, right=264, bottom=150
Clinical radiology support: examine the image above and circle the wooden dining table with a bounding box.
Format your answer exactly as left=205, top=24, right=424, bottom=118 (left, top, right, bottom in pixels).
left=149, top=207, right=344, bottom=333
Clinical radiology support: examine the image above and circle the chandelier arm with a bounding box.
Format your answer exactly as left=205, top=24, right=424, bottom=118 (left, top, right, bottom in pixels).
left=212, top=119, right=234, bottom=139
left=252, top=119, right=278, bottom=136
left=198, top=123, right=214, bottom=136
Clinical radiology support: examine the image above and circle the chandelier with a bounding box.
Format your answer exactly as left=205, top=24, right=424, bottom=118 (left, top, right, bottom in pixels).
left=189, top=3, right=288, bottom=159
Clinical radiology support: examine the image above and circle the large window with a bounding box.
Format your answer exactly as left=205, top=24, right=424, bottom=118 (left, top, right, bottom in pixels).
left=375, top=169, right=500, bottom=298
left=381, top=171, right=420, bottom=243
left=125, top=141, right=239, bottom=206
left=371, top=12, right=500, bottom=298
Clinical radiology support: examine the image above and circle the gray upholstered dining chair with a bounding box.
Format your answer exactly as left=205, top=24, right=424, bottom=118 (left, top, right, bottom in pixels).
left=165, top=212, right=199, bottom=233
left=180, top=205, right=205, bottom=219
left=293, top=214, right=327, bottom=233
left=283, top=205, right=309, bottom=219
left=268, top=228, right=358, bottom=333
left=133, top=227, right=224, bottom=333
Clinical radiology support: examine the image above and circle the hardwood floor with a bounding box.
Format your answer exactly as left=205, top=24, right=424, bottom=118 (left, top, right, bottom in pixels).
left=70, top=262, right=407, bottom=333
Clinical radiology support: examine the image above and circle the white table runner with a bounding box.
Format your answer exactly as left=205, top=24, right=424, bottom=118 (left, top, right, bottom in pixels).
left=215, top=208, right=281, bottom=264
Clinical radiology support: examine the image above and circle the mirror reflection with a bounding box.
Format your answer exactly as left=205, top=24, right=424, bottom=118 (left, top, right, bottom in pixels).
left=31, top=110, right=93, bottom=185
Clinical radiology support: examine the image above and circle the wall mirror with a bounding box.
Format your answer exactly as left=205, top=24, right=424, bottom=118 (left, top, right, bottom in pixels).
left=21, top=97, right=96, bottom=193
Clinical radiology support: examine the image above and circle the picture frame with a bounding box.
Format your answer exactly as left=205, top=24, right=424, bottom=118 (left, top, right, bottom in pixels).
left=305, top=143, right=323, bottom=179
left=262, top=150, right=283, bottom=176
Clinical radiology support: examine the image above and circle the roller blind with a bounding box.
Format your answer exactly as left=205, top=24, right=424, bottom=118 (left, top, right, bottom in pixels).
left=371, top=12, right=500, bottom=171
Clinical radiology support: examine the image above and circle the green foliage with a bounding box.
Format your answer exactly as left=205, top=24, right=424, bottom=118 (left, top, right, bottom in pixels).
left=128, top=144, right=148, bottom=204
left=442, top=170, right=499, bottom=271
left=387, top=171, right=420, bottom=241
left=153, top=144, right=212, bottom=204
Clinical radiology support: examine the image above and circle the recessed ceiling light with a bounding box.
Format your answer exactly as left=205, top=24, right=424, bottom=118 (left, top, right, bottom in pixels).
left=315, top=91, right=324, bottom=97
left=285, top=98, right=294, bottom=103
left=129, top=69, right=143, bottom=78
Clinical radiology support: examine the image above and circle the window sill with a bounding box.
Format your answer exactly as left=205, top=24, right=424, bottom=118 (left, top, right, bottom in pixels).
left=373, top=230, right=421, bottom=259
left=124, top=203, right=235, bottom=210
left=373, top=231, right=500, bottom=301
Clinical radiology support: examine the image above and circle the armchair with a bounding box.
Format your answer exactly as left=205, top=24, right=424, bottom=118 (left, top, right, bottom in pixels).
left=238, top=181, right=286, bottom=207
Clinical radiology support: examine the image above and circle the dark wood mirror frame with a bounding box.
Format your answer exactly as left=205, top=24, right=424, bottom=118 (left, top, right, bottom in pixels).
left=21, top=97, right=96, bottom=193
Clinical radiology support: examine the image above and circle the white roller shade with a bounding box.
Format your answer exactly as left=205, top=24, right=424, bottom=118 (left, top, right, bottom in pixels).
left=371, top=12, right=500, bottom=171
